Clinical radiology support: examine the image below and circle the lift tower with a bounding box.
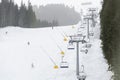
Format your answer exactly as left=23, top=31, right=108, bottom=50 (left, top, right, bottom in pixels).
left=84, top=15, right=92, bottom=39
left=88, top=8, right=97, bottom=27
left=69, top=36, right=86, bottom=80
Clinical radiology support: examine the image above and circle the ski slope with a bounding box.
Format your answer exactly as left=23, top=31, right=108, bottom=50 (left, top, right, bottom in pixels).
left=0, top=24, right=113, bottom=80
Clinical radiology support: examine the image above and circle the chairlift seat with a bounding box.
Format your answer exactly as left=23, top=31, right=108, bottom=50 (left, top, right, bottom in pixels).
left=80, top=49, right=88, bottom=54
left=85, top=43, right=92, bottom=48
left=60, top=61, right=69, bottom=68
left=89, top=33, right=94, bottom=36
left=77, top=29, right=82, bottom=32
left=80, top=26, right=85, bottom=28
left=77, top=33, right=83, bottom=37
left=68, top=44, right=75, bottom=50
left=80, top=49, right=86, bottom=52
left=68, top=47, right=75, bottom=50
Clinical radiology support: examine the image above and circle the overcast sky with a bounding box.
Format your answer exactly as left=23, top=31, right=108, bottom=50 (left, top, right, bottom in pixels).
left=14, top=0, right=102, bottom=12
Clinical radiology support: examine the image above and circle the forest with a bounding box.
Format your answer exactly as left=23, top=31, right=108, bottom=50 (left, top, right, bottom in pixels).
left=0, top=0, right=58, bottom=28
left=100, top=0, right=120, bottom=79
left=0, top=0, right=80, bottom=28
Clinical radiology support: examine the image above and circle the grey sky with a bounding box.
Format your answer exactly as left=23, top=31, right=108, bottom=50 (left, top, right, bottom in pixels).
left=14, top=0, right=101, bottom=12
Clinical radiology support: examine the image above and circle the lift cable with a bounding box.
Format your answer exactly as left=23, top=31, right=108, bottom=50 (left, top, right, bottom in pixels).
left=49, top=33, right=66, bottom=53
left=40, top=46, right=57, bottom=66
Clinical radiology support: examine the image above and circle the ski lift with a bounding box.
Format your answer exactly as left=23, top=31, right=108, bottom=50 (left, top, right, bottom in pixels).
left=80, top=49, right=88, bottom=54
left=80, top=25, right=85, bottom=28
left=81, top=2, right=92, bottom=5
left=77, top=28, right=81, bottom=32
left=67, top=43, right=75, bottom=50
left=89, top=32, right=94, bottom=36
left=80, top=27, right=85, bottom=29
left=77, top=27, right=84, bottom=34
left=85, top=43, right=92, bottom=48
left=60, top=61, right=69, bottom=68
left=77, top=29, right=84, bottom=36
left=77, top=32, right=83, bottom=37
left=60, top=56, right=69, bottom=68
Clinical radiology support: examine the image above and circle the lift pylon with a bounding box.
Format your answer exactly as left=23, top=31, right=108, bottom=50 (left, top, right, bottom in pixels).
left=68, top=35, right=87, bottom=79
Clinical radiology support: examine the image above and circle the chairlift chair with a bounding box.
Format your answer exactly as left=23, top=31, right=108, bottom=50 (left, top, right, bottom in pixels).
left=85, top=43, right=92, bottom=48
left=80, top=49, right=88, bottom=54
left=82, top=20, right=87, bottom=24
left=77, top=32, right=83, bottom=37
left=80, top=26, right=85, bottom=28
left=89, top=32, right=94, bottom=36
left=77, top=32, right=84, bottom=37
left=77, top=28, right=81, bottom=32
left=68, top=43, right=75, bottom=50
left=60, top=61, right=69, bottom=68
left=80, top=49, right=86, bottom=52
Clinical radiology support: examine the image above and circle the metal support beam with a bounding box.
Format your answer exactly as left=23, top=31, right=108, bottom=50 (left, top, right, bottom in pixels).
left=84, top=15, right=93, bottom=40
left=87, top=19, right=90, bottom=39
left=76, top=42, right=79, bottom=76
left=69, top=39, right=84, bottom=79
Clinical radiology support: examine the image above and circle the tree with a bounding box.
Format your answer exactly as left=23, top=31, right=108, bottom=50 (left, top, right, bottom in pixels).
left=25, top=1, right=36, bottom=28
left=18, top=2, right=27, bottom=27
left=0, top=0, right=9, bottom=27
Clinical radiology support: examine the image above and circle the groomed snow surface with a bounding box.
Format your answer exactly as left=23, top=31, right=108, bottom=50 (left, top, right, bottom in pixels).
left=0, top=25, right=113, bottom=80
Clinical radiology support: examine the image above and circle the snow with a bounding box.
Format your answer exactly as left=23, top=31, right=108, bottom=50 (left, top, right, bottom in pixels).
left=0, top=24, right=113, bottom=80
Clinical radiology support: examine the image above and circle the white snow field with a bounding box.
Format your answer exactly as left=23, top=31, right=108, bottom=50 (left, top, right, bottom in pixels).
left=0, top=24, right=113, bottom=80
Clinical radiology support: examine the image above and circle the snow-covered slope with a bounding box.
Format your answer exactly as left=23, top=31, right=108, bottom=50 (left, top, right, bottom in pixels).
left=0, top=25, right=112, bottom=80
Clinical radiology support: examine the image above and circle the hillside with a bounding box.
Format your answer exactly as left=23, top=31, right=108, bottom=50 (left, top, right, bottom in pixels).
left=0, top=24, right=112, bottom=80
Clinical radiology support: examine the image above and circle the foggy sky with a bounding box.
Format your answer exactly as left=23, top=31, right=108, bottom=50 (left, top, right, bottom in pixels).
left=14, top=0, right=101, bottom=12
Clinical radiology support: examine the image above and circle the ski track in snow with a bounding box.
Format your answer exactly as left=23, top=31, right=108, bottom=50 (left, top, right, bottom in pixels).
left=0, top=24, right=113, bottom=80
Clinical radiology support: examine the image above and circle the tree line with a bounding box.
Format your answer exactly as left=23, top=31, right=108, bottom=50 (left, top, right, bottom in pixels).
left=100, top=0, right=120, bottom=79
left=0, top=0, right=58, bottom=28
